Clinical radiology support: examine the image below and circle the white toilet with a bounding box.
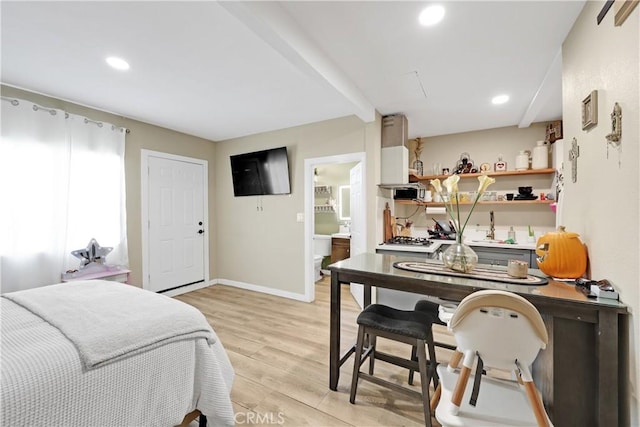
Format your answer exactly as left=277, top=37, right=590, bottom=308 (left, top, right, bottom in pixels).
left=313, top=235, right=332, bottom=281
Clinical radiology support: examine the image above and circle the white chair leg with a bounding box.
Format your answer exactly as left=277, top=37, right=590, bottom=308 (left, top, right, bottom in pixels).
left=430, top=383, right=441, bottom=413
left=450, top=351, right=476, bottom=415
left=447, top=349, right=463, bottom=373
left=523, top=380, right=550, bottom=427
left=450, top=365, right=471, bottom=415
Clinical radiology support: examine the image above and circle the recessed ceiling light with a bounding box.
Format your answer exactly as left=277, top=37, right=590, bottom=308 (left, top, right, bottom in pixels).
left=492, top=94, right=510, bottom=105
left=106, top=56, right=130, bottom=71
left=419, top=5, right=445, bottom=26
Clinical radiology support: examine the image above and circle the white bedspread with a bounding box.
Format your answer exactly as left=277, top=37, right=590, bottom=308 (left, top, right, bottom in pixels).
left=3, top=280, right=215, bottom=369
left=1, top=282, right=235, bottom=427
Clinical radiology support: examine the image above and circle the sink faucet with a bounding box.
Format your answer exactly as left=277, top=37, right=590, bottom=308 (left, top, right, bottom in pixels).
left=487, top=211, right=495, bottom=240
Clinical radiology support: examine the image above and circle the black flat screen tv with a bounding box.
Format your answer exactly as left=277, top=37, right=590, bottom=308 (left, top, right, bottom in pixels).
left=230, top=146, right=291, bottom=196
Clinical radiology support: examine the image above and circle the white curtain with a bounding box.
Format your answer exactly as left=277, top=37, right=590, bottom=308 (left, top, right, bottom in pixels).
left=0, top=98, right=128, bottom=293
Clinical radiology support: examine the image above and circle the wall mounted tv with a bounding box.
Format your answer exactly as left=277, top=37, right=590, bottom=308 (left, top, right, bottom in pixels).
left=230, top=146, right=291, bottom=196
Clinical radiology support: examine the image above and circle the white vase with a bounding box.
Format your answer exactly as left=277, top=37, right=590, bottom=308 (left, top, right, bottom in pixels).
left=515, top=150, right=530, bottom=171
left=531, top=141, right=549, bottom=170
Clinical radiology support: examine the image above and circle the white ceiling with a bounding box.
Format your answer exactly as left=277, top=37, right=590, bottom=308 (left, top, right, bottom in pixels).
left=1, top=1, right=585, bottom=141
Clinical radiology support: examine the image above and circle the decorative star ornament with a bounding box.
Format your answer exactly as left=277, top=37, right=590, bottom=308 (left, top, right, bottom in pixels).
left=71, top=238, right=113, bottom=268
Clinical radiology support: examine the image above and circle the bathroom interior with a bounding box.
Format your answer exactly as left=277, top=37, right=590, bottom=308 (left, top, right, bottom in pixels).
left=313, top=162, right=357, bottom=281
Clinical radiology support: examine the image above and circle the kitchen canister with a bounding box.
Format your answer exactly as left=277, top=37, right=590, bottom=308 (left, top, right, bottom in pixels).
left=507, top=259, right=529, bottom=278
left=515, top=150, right=531, bottom=171
left=531, top=141, right=549, bottom=170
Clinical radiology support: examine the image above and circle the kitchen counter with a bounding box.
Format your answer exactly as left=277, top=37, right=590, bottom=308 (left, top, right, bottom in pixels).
left=377, top=238, right=536, bottom=254
left=377, top=238, right=538, bottom=268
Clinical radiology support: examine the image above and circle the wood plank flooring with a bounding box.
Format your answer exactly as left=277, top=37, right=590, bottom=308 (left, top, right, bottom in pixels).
left=176, top=276, right=456, bottom=426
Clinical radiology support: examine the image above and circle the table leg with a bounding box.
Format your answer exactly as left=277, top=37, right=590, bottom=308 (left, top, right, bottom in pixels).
left=330, top=270, right=341, bottom=390
left=364, top=284, right=371, bottom=307
left=597, top=311, right=619, bottom=426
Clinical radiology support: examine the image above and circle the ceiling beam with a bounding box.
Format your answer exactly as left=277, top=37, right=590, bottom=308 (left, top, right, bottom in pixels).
left=518, top=49, right=562, bottom=128
left=219, top=1, right=376, bottom=123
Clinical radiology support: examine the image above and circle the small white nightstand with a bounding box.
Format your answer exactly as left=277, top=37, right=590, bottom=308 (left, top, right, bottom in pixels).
left=62, top=266, right=130, bottom=284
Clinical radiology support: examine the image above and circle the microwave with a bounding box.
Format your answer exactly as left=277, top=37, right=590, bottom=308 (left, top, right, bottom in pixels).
left=394, top=188, right=425, bottom=200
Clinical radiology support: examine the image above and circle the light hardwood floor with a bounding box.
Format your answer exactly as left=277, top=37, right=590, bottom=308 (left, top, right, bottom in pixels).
left=176, top=276, right=456, bottom=426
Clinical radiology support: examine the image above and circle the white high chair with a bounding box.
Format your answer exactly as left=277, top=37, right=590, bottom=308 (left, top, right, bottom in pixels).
left=433, top=290, right=552, bottom=427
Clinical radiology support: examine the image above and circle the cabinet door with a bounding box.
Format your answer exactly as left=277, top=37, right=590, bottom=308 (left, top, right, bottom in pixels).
left=473, top=247, right=532, bottom=267
left=331, top=238, right=351, bottom=262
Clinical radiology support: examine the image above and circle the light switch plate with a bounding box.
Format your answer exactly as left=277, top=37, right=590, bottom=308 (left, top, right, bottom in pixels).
left=296, top=213, right=304, bottom=222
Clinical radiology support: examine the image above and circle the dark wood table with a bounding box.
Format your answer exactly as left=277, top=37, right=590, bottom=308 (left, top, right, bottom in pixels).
left=329, top=253, right=628, bottom=427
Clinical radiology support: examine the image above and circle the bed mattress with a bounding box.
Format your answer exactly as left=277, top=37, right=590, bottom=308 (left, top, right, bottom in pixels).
left=1, top=287, right=235, bottom=426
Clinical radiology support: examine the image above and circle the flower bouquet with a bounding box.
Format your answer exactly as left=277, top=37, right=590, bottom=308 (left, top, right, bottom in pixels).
left=430, top=174, right=496, bottom=272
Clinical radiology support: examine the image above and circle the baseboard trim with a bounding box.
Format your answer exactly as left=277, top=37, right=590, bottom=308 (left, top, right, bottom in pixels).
left=216, top=278, right=311, bottom=302
left=162, top=280, right=215, bottom=297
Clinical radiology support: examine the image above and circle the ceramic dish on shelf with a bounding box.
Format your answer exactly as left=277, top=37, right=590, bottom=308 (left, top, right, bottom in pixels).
left=480, top=191, right=497, bottom=201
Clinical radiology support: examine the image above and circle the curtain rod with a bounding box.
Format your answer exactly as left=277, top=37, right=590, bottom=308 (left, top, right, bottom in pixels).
left=1, top=96, right=131, bottom=134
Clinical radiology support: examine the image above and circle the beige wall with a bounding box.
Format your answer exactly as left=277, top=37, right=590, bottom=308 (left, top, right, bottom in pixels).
left=562, top=2, right=639, bottom=423
left=399, top=123, right=557, bottom=231
left=214, top=114, right=381, bottom=295
left=1, top=85, right=218, bottom=287
left=418, top=122, right=550, bottom=174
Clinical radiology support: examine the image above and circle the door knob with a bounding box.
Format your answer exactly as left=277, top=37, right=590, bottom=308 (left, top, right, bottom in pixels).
left=198, top=230, right=204, bottom=234
left=198, top=221, right=203, bottom=226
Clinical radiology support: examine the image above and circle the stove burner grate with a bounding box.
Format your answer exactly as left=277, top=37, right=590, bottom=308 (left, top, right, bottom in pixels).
left=385, top=236, right=434, bottom=246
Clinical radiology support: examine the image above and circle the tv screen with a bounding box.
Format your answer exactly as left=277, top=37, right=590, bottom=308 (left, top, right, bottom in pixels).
left=230, top=146, right=291, bottom=196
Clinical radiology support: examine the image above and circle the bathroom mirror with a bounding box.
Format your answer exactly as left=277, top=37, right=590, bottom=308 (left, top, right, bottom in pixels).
left=338, top=185, right=351, bottom=220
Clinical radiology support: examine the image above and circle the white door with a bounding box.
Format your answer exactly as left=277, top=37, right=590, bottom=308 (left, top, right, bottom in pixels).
left=349, top=162, right=366, bottom=308
left=147, top=156, right=206, bottom=292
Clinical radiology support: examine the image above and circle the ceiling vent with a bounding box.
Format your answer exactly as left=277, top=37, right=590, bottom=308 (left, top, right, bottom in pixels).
left=382, top=114, right=408, bottom=148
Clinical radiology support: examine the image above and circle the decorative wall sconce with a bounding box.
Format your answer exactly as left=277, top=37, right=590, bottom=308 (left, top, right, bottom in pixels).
left=605, top=102, right=622, bottom=145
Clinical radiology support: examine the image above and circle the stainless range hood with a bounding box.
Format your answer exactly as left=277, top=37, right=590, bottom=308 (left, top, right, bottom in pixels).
left=379, top=114, right=421, bottom=189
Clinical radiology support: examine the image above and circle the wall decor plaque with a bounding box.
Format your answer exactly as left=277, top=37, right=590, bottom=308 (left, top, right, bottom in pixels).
left=582, top=90, right=598, bottom=130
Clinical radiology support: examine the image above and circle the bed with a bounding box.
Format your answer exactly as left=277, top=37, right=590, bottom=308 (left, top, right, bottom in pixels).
left=1, top=280, right=235, bottom=427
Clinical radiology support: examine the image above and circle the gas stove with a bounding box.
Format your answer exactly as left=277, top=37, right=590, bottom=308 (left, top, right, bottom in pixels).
left=377, top=236, right=441, bottom=254
left=385, top=236, right=434, bottom=246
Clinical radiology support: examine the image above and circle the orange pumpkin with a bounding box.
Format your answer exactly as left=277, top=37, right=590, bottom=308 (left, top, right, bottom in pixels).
left=535, top=226, right=587, bottom=279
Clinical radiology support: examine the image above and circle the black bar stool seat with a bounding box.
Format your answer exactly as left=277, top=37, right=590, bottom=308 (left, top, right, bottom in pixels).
left=357, top=304, right=435, bottom=339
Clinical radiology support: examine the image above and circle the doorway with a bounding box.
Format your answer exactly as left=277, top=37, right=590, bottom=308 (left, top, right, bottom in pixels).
left=141, top=150, right=209, bottom=293
left=304, top=152, right=366, bottom=302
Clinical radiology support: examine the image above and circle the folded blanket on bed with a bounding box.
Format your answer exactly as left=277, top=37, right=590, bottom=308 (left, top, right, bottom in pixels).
left=2, top=280, right=215, bottom=369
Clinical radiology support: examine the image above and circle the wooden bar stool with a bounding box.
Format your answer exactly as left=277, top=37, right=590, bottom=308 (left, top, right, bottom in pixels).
left=349, top=304, right=438, bottom=427
left=408, top=299, right=458, bottom=386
